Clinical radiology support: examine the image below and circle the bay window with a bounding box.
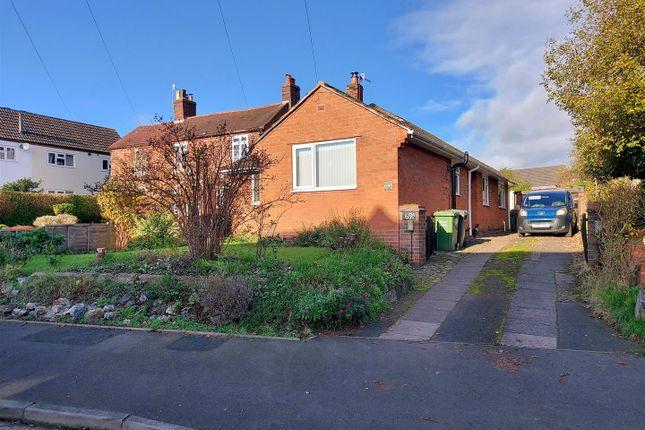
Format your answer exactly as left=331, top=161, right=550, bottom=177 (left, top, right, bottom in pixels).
left=292, top=138, right=356, bottom=191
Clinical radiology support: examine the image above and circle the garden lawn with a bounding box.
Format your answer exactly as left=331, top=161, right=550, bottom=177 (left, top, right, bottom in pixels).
left=21, top=244, right=327, bottom=275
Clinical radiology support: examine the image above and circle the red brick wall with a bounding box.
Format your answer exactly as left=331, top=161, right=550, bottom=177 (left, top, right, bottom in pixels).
left=469, top=171, right=509, bottom=232
left=397, top=145, right=508, bottom=233
left=398, top=143, right=450, bottom=214
left=258, top=86, right=408, bottom=246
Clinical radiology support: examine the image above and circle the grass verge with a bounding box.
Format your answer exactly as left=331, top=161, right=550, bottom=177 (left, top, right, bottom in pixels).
left=469, top=237, right=538, bottom=295
left=576, top=279, right=644, bottom=343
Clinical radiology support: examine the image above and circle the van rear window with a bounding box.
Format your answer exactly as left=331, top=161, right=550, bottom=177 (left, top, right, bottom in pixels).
left=522, top=194, right=567, bottom=208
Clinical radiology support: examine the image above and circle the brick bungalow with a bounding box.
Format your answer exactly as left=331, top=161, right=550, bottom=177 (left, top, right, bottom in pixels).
left=110, top=74, right=510, bottom=262
left=256, top=74, right=510, bottom=260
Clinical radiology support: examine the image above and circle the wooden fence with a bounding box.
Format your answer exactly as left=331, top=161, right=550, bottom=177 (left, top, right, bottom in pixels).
left=45, top=223, right=116, bottom=252
left=1, top=223, right=116, bottom=252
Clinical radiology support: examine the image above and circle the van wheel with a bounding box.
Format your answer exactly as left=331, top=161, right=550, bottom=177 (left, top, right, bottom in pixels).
left=518, top=232, right=526, bottom=237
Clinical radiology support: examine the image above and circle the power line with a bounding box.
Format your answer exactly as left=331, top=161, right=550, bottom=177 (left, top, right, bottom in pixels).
left=217, top=0, right=247, bottom=106
left=9, top=0, right=74, bottom=119
left=303, top=0, right=319, bottom=81
left=84, top=0, right=139, bottom=122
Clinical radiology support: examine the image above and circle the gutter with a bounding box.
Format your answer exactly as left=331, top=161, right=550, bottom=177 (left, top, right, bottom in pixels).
left=468, top=164, right=480, bottom=236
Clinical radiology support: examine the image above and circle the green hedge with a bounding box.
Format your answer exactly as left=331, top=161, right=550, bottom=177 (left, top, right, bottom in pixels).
left=0, top=191, right=101, bottom=226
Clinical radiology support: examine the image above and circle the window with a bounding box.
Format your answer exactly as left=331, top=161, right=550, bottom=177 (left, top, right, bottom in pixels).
left=232, top=134, right=249, bottom=162
left=174, top=142, right=188, bottom=170
left=251, top=174, right=260, bottom=205
left=292, top=139, right=356, bottom=191
left=48, top=190, right=74, bottom=195
left=101, top=159, right=111, bottom=172
left=0, top=145, right=16, bottom=161
left=48, top=152, right=74, bottom=167
left=498, top=182, right=506, bottom=208
left=454, top=167, right=461, bottom=196
left=482, top=175, right=489, bottom=206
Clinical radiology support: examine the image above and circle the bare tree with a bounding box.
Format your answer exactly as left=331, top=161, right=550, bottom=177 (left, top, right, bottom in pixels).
left=106, top=118, right=296, bottom=260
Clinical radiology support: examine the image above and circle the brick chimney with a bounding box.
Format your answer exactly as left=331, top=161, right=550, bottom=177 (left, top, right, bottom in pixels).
left=173, top=89, right=196, bottom=121
left=345, top=71, right=363, bottom=102
left=281, top=74, right=300, bottom=108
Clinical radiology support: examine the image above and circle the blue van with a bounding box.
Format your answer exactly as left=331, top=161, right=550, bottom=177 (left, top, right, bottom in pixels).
left=517, top=190, right=578, bottom=237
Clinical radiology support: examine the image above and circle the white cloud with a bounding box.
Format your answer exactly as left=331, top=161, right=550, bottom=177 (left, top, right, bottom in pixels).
left=418, top=98, right=461, bottom=113
left=393, top=0, right=575, bottom=168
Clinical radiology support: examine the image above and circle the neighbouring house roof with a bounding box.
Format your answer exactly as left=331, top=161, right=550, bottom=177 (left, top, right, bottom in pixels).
left=0, top=107, right=120, bottom=154
left=109, top=102, right=289, bottom=150
left=510, top=165, right=567, bottom=189
left=256, top=82, right=508, bottom=181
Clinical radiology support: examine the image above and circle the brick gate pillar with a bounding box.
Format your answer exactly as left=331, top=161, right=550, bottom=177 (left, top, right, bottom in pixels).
left=399, top=204, right=426, bottom=264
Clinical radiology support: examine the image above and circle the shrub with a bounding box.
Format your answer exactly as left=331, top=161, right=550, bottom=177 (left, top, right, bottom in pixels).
left=295, top=287, right=368, bottom=328
left=0, top=228, right=63, bottom=260
left=1, top=178, right=42, bottom=192
left=0, top=191, right=68, bottom=226
left=53, top=203, right=75, bottom=215
left=0, top=191, right=100, bottom=226
left=289, top=211, right=379, bottom=249
left=198, top=275, right=255, bottom=324
left=246, top=246, right=409, bottom=331
left=68, top=195, right=101, bottom=223
left=129, top=213, right=183, bottom=249
left=97, top=189, right=140, bottom=249
left=17, top=274, right=105, bottom=305
left=33, top=214, right=78, bottom=227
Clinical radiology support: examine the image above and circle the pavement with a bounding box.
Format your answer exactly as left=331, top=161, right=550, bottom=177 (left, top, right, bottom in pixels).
left=1, top=234, right=644, bottom=429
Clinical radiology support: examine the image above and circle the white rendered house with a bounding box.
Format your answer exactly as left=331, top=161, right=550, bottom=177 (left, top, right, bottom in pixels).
left=0, top=107, right=119, bottom=194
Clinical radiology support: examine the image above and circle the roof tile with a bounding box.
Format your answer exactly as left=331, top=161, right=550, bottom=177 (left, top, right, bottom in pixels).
left=0, top=107, right=119, bottom=154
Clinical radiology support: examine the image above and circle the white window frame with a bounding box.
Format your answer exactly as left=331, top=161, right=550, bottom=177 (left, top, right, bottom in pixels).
left=455, top=167, right=461, bottom=196
left=251, top=173, right=260, bottom=205
left=48, top=151, right=75, bottom=168
left=291, top=138, right=357, bottom=192
left=482, top=175, right=490, bottom=206
left=0, top=145, right=16, bottom=161
left=498, top=181, right=506, bottom=209
left=173, top=141, right=189, bottom=171
left=232, top=134, right=249, bottom=162
left=101, top=158, right=111, bottom=172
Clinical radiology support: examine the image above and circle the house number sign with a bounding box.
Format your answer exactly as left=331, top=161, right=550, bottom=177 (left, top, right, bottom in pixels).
left=402, top=211, right=417, bottom=221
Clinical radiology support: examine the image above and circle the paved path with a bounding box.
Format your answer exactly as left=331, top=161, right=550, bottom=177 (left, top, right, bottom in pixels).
left=1, top=321, right=644, bottom=429
left=501, top=238, right=565, bottom=349
left=381, top=235, right=515, bottom=341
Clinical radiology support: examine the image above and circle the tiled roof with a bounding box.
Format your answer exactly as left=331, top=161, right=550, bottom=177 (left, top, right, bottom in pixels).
left=510, top=165, right=567, bottom=189
left=110, top=102, right=288, bottom=150
left=0, top=107, right=119, bottom=154
left=257, top=82, right=507, bottom=180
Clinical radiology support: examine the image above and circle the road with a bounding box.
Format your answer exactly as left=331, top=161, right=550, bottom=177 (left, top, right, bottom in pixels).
left=1, top=235, right=643, bottom=429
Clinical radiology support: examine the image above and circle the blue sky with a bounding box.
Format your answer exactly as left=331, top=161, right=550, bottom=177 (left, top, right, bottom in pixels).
left=0, top=0, right=574, bottom=168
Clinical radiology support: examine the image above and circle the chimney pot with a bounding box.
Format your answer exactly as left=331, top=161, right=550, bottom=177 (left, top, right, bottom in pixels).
left=174, top=88, right=196, bottom=121
left=282, top=74, right=300, bottom=108
left=346, top=71, right=363, bottom=102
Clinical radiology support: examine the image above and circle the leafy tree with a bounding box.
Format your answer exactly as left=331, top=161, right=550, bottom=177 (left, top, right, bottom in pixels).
left=543, top=0, right=644, bottom=180
left=1, top=178, right=42, bottom=192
